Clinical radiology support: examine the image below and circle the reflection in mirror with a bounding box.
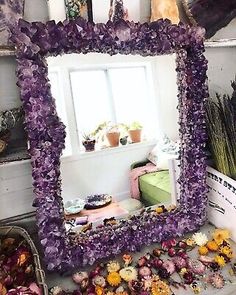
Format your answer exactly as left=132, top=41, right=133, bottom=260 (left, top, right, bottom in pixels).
left=47, top=53, right=180, bottom=233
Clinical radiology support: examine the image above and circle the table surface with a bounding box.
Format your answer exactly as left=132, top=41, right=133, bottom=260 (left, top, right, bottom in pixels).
left=65, top=200, right=129, bottom=223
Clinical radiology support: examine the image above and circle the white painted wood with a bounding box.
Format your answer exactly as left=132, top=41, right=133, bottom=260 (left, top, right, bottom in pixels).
left=205, top=39, right=236, bottom=48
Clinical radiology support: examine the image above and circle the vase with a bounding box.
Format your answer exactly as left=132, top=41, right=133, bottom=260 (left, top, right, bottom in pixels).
left=129, top=129, right=142, bottom=143
left=106, top=132, right=120, bottom=147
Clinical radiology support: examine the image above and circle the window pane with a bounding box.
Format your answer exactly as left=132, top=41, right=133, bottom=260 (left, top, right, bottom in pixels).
left=48, top=72, right=71, bottom=156
left=109, top=67, right=150, bottom=131
left=70, top=70, right=112, bottom=137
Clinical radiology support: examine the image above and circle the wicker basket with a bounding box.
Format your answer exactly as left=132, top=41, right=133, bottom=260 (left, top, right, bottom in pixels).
left=0, top=225, right=48, bottom=295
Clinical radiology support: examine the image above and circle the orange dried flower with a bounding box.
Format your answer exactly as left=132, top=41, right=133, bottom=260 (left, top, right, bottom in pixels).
left=107, top=272, right=121, bottom=287
left=207, top=240, right=218, bottom=252
left=95, top=286, right=104, bottom=295
left=198, top=246, right=209, bottom=255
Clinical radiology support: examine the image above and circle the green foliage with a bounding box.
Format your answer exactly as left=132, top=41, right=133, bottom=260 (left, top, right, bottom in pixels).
left=129, top=121, right=143, bottom=130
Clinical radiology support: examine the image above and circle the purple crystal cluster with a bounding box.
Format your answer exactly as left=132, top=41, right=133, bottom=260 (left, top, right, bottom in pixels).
left=12, top=18, right=208, bottom=271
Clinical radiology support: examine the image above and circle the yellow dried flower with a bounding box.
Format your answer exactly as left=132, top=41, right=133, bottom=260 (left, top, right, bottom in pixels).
left=214, top=255, right=226, bottom=267
left=198, top=246, right=209, bottom=255
left=107, top=261, right=120, bottom=273
left=219, top=246, right=233, bottom=259
left=106, top=272, right=121, bottom=287
left=151, top=280, right=171, bottom=295
left=212, top=229, right=230, bottom=245
left=155, top=207, right=163, bottom=214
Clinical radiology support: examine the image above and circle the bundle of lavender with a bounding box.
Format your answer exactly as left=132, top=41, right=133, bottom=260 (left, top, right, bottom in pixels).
left=206, top=77, right=236, bottom=179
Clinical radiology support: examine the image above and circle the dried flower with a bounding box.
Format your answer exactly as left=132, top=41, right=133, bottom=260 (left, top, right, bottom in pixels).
left=161, top=239, right=177, bottom=251
left=152, top=248, right=163, bottom=257
left=151, top=280, right=171, bottom=295
left=119, top=267, right=137, bottom=282
left=138, top=266, right=152, bottom=278
left=155, top=207, right=163, bottom=214
left=212, top=229, right=230, bottom=245
left=162, top=260, right=175, bottom=275
left=206, top=240, right=218, bottom=251
left=107, top=272, right=121, bottom=287
left=122, top=254, right=132, bottom=266
left=92, top=275, right=106, bottom=287
left=107, top=261, right=120, bottom=273
left=185, top=238, right=195, bottom=247
left=208, top=273, right=225, bottom=289
left=72, top=271, right=88, bottom=284
left=187, top=259, right=205, bottom=275
left=214, top=255, right=226, bottom=267
left=172, top=257, right=187, bottom=270
left=183, top=271, right=194, bottom=284
left=219, top=246, right=233, bottom=259
left=198, top=246, right=208, bottom=255
left=95, top=286, right=104, bottom=295
left=192, top=232, right=208, bottom=246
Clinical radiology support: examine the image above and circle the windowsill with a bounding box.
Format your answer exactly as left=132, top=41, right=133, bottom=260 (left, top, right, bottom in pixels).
left=0, top=140, right=157, bottom=167
left=61, top=139, right=157, bottom=163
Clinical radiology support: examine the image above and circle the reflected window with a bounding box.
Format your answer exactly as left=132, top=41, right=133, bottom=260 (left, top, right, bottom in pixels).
left=70, top=65, right=155, bottom=149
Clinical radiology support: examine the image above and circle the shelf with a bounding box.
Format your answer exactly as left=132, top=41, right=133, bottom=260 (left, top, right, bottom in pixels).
left=0, top=47, right=16, bottom=57
left=205, top=39, right=236, bottom=48
left=0, top=146, right=30, bottom=165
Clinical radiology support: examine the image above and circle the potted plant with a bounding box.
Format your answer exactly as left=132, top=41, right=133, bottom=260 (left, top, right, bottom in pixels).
left=128, top=121, right=143, bottom=143
left=106, top=125, right=120, bottom=147
left=82, top=133, right=96, bottom=152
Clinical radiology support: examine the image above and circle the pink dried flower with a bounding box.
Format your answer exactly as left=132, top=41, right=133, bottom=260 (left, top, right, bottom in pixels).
left=138, top=266, right=152, bottom=277
left=162, top=260, right=176, bottom=275
left=172, top=256, right=187, bottom=270
left=161, top=239, right=177, bottom=251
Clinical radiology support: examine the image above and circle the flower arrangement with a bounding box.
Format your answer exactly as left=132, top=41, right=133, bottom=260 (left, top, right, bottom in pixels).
left=12, top=17, right=208, bottom=271
left=50, top=227, right=236, bottom=294
left=0, top=236, right=42, bottom=295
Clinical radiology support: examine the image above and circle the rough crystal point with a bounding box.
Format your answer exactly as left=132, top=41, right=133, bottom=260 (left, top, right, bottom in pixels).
left=114, top=19, right=131, bottom=41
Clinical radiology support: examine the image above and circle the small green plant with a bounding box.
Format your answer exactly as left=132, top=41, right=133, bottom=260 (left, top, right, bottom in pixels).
left=129, top=121, right=143, bottom=130
left=82, top=132, right=94, bottom=141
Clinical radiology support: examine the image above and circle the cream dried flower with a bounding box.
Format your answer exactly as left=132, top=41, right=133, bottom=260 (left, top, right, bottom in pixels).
left=119, top=267, right=138, bottom=282
left=107, top=261, right=121, bottom=273
left=192, top=232, right=208, bottom=246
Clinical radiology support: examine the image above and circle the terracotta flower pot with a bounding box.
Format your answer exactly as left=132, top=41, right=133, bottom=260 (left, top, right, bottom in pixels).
left=129, top=129, right=142, bottom=143
left=106, top=132, right=120, bottom=147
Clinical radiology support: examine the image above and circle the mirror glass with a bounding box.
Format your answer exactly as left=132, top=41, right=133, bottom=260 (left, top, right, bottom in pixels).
left=47, top=53, right=180, bottom=232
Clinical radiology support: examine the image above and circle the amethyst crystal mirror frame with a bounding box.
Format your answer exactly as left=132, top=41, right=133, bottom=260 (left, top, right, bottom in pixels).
left=13, top=18, right=208, bottom=272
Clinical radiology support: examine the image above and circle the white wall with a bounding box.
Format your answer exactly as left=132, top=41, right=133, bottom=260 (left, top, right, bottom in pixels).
left=206, top=48, right=236, bottom=97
